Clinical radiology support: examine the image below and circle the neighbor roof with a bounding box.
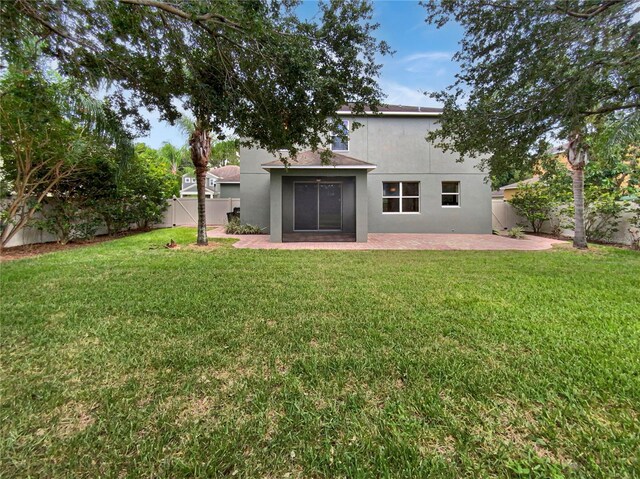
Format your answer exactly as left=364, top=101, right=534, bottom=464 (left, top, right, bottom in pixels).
left=209, top=165, right=240, bottom=183
left=262, top=150, right=376, bottom=170
left=501, top=177, right=540, bottom=190
left=337, top=103, right=442, bottom=116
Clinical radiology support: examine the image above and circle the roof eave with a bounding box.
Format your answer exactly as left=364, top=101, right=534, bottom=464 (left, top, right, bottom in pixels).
left=262, top=164, right=376, bottom=171
left=337, top=111, right=441, bottom=117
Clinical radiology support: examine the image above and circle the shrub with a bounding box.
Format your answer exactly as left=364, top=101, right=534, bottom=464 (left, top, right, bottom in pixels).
left=94, top=200, right=132, bottom=235
left=507, top=183, right=558, bottom=233
left=585, top=190, right=625, bottom=242
left=225, top=217, right=264, bottom=234
left=32, top=200, right=101, bottom=244
left=628, top=198, right=640, bottom=250
left=506, top=226, right=525, bottom=239
left=561, top=187, right=627, bottom=243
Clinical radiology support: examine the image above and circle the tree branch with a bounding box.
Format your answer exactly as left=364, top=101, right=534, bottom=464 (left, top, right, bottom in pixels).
left=118, top=0, right=245, bottom=32
left=556, top=0, right=623, bottom=19
left=582, top=102, right=640, bottom=115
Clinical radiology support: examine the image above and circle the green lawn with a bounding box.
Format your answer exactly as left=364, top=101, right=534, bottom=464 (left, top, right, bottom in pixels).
left=1, top=228, right=639, bottom=478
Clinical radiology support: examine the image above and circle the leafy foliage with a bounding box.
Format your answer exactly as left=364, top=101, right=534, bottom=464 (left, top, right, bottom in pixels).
left=506, top=226, right=525, bottom=239
left=225, top=217, right=264, bottom=235
left=628, top=197, right=640, bottom=250
left=507, top=183, right=558, bottom=233
left=210, top=139, right=240, bottom=168
left=422, top=0, right=639, bottom=248
left=32, top=201, right=102, bottom=244
left=0, top=63, right=133, bottom=248
left=28, top=143, right=174, bottom=243
left=2, top=0, right=390, bottom=155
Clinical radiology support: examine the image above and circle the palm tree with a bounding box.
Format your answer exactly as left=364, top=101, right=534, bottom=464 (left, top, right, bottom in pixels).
left=158, top=142, right=189, bottom=175
left=178, top=115, right=211, bottom=245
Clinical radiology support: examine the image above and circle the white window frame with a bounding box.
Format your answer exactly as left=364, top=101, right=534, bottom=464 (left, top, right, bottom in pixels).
left=331, top=120, right=349, bottom=152
left=209, top=178, right=216, bottom=187
left=441, top=181, right=461, bottom=207
left=382, top=181, right=420, bottom=214
left=184, top=177, right=191, bottom=184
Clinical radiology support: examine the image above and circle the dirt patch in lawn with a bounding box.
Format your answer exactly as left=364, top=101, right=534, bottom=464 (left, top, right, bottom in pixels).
left=0, top=229, right=151, bottom=262
left=183, top=242, right=223, bottom=252
left=53, top=401, right=98, bottom=438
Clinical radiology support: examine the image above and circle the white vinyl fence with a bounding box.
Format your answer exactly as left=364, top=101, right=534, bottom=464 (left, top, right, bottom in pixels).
left=158, top=197, right=240, bottom=227
left=492, top=199, right=637, bottom=246
left=2, top=197, right=239, bottom=248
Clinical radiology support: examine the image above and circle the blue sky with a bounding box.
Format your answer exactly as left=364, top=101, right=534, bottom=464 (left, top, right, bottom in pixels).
left=138, top=0, right=463, bottom=148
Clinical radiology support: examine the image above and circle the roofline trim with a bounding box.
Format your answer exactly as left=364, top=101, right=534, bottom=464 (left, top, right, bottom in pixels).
left=337, top=111, right=441, bottom=117
left=262, top=164, right=376, bottom=170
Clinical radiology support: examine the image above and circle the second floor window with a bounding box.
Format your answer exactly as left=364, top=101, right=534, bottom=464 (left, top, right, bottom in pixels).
left=185, top=177, right=192, bottom=184
left=331, top=120, right=349, bottom=151
left=209, top=178, right=215, bottom=187
left=383, top=182, right=420, bottom=213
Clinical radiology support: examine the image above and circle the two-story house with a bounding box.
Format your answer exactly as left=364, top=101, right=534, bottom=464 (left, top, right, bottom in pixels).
left=180, top=165, right=240, bottom=199
left=239, top=105, right=491, bottom=242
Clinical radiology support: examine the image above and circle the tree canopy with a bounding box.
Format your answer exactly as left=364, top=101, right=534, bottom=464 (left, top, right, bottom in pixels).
left=2, top=0, right=389, bottom=153
left=422, top=0, right=638, bottom=172
left=422, top=0, right=639, bottom=247
left=0, top=62, right=133, bottom=248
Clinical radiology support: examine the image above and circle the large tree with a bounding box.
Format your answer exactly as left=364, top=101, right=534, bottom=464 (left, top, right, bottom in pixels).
left=0, top=62, right=132, bottom=249
left=3, top=0, right=389, bottom=245
left=422, top=0, right=639, bottom=248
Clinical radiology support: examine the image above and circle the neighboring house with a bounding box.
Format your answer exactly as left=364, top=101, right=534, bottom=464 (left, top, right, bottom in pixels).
left=179, top=165, right=240, bottom=199
left=210, top=165, right=240, bottom=199
left=240, top=104, right=491, bottom=243
left=495, top=177, right=541, bottom=201
left=180, top=171, right=219, bottom=198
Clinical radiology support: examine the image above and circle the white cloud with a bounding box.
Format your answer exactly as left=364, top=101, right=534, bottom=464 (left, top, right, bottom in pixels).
left=400, top=51, right=452, bottom=63
left=380, top=80, right=442, bottom=107
left=399, top=51, right=453, bottom=74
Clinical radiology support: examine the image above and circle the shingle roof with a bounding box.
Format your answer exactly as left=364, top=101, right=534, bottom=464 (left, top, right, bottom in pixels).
left=209, top=165, right=240, bottom=183
left=501, top=177, right=539, bottom=190
left=261, top=150, right=376, bottom=169
left=337, top=103, right=443, bottom=114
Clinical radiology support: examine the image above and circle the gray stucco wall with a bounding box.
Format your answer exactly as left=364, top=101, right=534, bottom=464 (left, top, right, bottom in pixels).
left=219, top=183, right=240, bottom=199
left=240, top=114, right=491, bottom=237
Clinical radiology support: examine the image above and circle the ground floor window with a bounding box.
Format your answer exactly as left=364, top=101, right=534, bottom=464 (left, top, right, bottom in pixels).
left=442, top=181, right=460, bottom=206
left=382, top=182, right=420, bottom=213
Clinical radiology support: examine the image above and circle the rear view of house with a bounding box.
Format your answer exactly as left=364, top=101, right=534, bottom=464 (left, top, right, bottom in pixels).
left=240, top=105, right=491, bottom=242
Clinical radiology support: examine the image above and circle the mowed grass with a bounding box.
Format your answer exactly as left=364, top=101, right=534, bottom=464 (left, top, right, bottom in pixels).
left=1, top=228, right=639, bottom=478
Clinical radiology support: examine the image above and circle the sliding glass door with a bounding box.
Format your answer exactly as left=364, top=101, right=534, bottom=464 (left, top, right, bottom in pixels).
left=294, top=182, right=342, bottom=231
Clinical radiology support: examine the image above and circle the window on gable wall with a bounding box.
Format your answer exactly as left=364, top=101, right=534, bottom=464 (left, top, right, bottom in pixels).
left=331, top=120, right=349, bottom=151
left=382, top=182, right=420, bottom=213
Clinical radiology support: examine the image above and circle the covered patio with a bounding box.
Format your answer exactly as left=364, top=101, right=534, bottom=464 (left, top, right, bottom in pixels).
left=208, top=227, right=565, bottom=251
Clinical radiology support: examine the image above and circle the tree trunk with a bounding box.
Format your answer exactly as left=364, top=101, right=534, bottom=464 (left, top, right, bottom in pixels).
left=572, top=166, right=587, bottom=248
left=567, top=132, right=588, bottom=249
left=195, top=165, right=208, bottom=245
left=189, top=125, right=211, bottom=246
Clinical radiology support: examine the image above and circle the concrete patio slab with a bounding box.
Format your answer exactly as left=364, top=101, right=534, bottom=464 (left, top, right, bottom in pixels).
left=208, top=227, right=566, bottom=251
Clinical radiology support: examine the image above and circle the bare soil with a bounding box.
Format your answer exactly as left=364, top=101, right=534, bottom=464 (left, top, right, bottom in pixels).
left=0, top=229, right=151, bottom=262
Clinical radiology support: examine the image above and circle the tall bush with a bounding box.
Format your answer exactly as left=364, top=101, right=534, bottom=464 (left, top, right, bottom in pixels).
left=507, top=183, right=558, bottom=233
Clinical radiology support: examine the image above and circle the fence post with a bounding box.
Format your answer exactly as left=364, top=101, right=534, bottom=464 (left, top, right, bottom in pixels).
left=172, top=197, right=176, bottom=227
